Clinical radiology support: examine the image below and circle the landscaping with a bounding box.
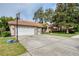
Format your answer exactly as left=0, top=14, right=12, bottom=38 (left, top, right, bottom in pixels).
left=0, top=37, right=26, bottom=56
left=33, top=3, right=79, bottom=35
left=44, top=32, right=79, bottom=38
left=0, top=3, right=79, bottom=56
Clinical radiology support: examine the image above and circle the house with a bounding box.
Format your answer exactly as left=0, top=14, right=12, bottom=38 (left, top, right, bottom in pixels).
left=8, top=20, right=44, bottom=36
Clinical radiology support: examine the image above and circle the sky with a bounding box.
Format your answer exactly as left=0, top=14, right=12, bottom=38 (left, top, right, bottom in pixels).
left=0, top=3, right=56, bottom=21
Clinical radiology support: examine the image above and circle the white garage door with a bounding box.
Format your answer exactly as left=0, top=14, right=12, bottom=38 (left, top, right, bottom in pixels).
left=17, top=26, right=35, bottom=36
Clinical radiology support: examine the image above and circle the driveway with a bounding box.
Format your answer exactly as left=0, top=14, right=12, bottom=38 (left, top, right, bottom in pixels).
left=19, top=34, right=79, bottom=56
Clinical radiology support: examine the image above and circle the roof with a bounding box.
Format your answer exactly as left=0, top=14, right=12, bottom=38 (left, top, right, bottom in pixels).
left=8, top=20, right=44, bottom=28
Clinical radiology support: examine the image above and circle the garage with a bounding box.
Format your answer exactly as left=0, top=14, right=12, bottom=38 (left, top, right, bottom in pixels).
left=8, top=20, right=43, bottom=36
left=18, top=26, right=35, bottom=36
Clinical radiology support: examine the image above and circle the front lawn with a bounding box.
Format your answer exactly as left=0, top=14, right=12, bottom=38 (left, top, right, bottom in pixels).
left=0, top=37, right=26, bottom=56
left=44, top=32, right=79, bottom=38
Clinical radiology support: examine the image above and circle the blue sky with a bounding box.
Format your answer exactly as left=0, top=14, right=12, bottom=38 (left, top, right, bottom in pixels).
left=0, top=3, right=56, bottom=21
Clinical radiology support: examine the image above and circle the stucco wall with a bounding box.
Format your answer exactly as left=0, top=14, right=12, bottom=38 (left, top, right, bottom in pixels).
left=9, top=25, right=15, bottom=36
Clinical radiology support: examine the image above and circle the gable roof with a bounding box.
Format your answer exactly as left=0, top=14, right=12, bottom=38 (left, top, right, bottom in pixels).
left=8, top=20, right=44, bottom=28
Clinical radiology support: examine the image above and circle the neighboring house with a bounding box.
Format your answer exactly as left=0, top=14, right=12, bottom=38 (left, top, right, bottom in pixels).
left=8, top=20, right=44, bottom=36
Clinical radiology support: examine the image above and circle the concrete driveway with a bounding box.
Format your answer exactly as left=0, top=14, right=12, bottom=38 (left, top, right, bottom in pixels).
left=19, top=34, right=79, bottom=56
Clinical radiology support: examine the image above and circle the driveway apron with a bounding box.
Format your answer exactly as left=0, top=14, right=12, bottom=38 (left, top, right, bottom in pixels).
left=19, top=35, right=79, bottom=56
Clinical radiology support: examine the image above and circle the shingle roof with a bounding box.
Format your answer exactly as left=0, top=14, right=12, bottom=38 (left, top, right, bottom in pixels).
left=8, top=20, right=44, bottom=28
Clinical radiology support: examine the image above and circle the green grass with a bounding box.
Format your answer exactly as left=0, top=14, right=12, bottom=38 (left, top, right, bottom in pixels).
left=45, top=32, right=79, bottom=37
left=0, top=37, right=26, bottom=56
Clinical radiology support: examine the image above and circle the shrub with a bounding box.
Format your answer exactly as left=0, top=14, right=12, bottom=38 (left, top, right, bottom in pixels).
left=1, top=31, right=11, bottom=37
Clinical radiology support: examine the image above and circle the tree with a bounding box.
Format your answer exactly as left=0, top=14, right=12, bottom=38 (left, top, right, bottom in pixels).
left=33, top=7, right=54, bottom=23
left=0, top=16, right=15, bottom=36
left=33, top=7, right=45, bottom=23
left=33, top=3, right=79, bottom=33
left=52, top=3, right=79, bottom=33
left=44, top=8, right=54, bottom=23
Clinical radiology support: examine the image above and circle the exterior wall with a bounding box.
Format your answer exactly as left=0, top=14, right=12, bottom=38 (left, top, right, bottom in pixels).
left=9, top=25, right=16, bottom=36
left=34, top=27, right=42, bottom=35
left=37, top=28, right=42, bottom=34
left=46, top=25, right=50, bottom=32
